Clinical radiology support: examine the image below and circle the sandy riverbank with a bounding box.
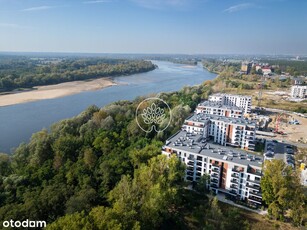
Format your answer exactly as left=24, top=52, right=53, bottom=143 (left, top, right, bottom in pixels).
left=0, top=78, right=117, bottom=107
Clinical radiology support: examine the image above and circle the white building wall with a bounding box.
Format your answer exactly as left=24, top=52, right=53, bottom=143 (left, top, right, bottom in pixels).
left=291, top=85, right=307, bottom=98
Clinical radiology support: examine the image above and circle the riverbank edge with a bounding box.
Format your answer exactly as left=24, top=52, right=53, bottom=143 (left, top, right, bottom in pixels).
left=0, top=77, right=119, bottom=107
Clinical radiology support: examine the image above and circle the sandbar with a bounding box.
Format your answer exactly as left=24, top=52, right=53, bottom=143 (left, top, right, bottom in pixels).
left=0, top=78, right=117, bottom=107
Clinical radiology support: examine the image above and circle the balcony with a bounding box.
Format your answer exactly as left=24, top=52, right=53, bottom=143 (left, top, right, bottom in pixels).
left=211, top=178, right=219, bottom=184
left=230, top=184, right=238, bottom=189
left=247, top=168, right=262, bottom=176
left=212, top=168, right=220, bottom=173
left=248, top=196, right=262, bottom=204
left=229, top=189, right=237, bottom=195
left=231, top=173, right=239, bottom=178
left=210, top=184, right=218, bottom=189
left=232, top=167, right=242, bottom=173
left=187, top=161, right=194, bottom=166
left=186, top=171, right=193, bottom=176
left=247, top=178, right=261, bottom=185
left=211, top=173, right=219, bottom=178
left=188, top=155, right=195, bottom=160
left=246, top=183, right=261, bottom=191
left=196, top=172, right=201, bottom=177
left=212, top=162, right=220, bottom=167
left=197, top=162, right=202, bottom=167
left=230, top=179, right=239, bottom=184
left=249, top=191, right=262, bottom=198
left=187, top=166, right=194, bottom=171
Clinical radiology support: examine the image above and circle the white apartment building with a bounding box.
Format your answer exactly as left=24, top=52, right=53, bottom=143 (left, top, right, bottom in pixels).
left=183, top=113, right=256, bottom=151
left=208, top=94, right=252, bottom=114
left=162, top=131, right=263, bottom=207
left=196, top=101, right=243, bottom=118
left=291, top=85, right=307, bottom=99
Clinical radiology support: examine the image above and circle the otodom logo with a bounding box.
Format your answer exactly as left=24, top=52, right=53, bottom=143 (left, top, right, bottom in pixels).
left=2, top=219, right=46, bottom=228
left=136, top=97, right=171, bottom=133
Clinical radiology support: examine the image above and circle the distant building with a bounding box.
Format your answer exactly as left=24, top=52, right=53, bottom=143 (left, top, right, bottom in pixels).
left=291, top=85, right=307, bottom=99
left=255, top=65, right=262, bottom=72
left=208, top=94, right=252, bottom=114
left=262, top=67, right=272, bottom=76
left=241, top=61, right=252, bottom=74
left=293, top=77, right=305, bottom=85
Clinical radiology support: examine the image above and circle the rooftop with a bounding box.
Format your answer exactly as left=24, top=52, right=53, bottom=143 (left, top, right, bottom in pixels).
left=197, top=101, right=243, bottom=111
left=209, top=93, right=252, bottom=99
left=185, top=113, right=256, bottom=127
left=164, top=130, right=263, bottom=168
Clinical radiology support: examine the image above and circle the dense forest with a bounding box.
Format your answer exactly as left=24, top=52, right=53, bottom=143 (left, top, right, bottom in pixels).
left=0, top=56, right=156, bottom=91
left=260, top=59, right=307, bottom=76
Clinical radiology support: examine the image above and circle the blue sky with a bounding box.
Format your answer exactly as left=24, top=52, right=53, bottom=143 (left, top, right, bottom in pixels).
left=0, top=0, right=306, bottom=54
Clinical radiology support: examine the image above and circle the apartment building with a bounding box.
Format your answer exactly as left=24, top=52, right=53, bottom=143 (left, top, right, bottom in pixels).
left=241, top=61, right=252, bottom=74
left=182, top=113, right=256, bottom=151
left=208, top=94, right=252, bottom=114
left=162, top=130, right=263, bottom=207
left=291, top=85, right=307, bottom=99
left=196, top=101, right=243, bottom=118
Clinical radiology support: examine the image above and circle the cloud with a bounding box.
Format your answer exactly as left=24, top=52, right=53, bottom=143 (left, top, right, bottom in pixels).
left=83, top=0, right=110, bottom=3
left=131, top=0, right=195, bottom=10
left=224, top=3, right=255, bottom=13
left=21, top=5, right=55, bottom=12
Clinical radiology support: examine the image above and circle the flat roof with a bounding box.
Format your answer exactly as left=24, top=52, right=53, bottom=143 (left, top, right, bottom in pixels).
left=164, top=130, right=263, bottom=168
left=209, top=93, right=252, bottom=99
left=197, top=101, right=243, bottom=111
left=185, top=113, right=256, bottom=127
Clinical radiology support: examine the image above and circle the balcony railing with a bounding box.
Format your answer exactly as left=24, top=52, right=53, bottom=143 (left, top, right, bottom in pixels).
left=247, top=168, right=262, bottom=176
left=231, top=173, right=239, bottom=178
left=232, top=168, right=242, bottom=173
left=210, top=184, right=218, bottom=189
left=186, top=171, right=193, bottom=176
left=211, top=173, right=219, bottom=178
left=246, top=183, right=260, bottom=190
left=229, top=189, right=237, bottom=195
left=248, top=197, right=262, bottom=204
left=230, top=184, right=238, bottom=189
left=211, top=179, right=219, bottom=184
left=187, top=166, right=194, bottom=171
left=247, top=178, right=261, bottom=185
left=230, top=179, right=239, bottom=184
left=249, top=191, right=262, bottom=198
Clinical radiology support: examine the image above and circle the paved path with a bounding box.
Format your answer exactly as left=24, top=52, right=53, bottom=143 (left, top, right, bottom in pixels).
left=212, top=194, right=268, bottom=215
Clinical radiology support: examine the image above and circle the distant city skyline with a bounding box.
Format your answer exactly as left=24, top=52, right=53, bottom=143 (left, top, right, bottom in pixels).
left=0, top=0, right=307, bottom=55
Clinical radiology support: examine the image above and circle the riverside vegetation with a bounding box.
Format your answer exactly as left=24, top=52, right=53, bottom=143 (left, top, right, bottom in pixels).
left=0, top=56, right=156, bottom=92
left=0, top=66, right=306, bottom=229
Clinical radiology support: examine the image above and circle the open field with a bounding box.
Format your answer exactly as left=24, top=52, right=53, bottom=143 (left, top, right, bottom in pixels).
left=0, top=77, right=117, bottom=107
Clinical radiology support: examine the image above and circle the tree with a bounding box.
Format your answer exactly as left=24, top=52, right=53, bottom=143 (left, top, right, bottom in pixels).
left=261, top=159, right=305, bottom=225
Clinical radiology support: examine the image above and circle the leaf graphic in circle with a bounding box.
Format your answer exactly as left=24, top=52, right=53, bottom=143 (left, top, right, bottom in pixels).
left=141, top=103, right=166, bottom=125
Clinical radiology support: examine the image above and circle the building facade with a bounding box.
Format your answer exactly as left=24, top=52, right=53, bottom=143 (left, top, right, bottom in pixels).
left=183, top=113, right=256, bottom=151
left=162, top=131, right=263, bottom=207
left=241, top=61, right=252, bottom=74
left=208, top=94, right=252, bottom=114
left=196, top=101, right=243, bottom=118
left=291, top=85, right=307, bottom=99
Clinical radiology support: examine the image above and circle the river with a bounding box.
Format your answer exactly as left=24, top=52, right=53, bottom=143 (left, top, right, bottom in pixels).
left=0, top=61, right=217, bottom=153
